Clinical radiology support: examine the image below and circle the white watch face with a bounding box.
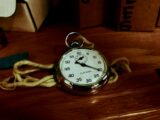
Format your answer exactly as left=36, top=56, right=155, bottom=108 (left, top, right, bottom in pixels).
left=59, top=48, right=108, bottom=86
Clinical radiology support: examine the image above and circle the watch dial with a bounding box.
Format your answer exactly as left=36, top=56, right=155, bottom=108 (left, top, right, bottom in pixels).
left=59, top=48, right=108, bottom=86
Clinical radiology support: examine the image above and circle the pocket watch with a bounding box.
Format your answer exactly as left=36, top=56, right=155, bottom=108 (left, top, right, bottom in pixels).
left=0, top=32, right=131, bottom=93
left=54, top=32, right=110, bottom=94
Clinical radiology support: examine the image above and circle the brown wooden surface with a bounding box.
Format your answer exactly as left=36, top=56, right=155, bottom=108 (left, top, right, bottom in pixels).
left=0, top=24, right=160, bottom=120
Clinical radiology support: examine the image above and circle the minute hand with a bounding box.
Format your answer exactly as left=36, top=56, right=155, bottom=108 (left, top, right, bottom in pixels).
left=75, top=61, right=101, bottom=71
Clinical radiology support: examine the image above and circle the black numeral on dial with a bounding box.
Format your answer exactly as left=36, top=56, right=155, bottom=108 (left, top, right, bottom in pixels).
left=93, top=56, right=97, bottom=59
left=98, top=61, right=102, bottom=64
left=76, top=77, right=82, bottom=82
left=94, top=74, right=99, bottom=78
left=68, top=74, right=74, bottom=78
left=86, top=79, right=92, bottom=83
left=69, top=55, right=74, bottom=58
left=64, top=67, right=70, bottom=71
left=77, top=52, right=82, bottom=55
left=65, top=60, right=70, bottom=64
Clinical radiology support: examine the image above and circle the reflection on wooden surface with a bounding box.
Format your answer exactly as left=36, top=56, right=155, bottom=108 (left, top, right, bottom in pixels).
left=0, top=25, right=160, bottom=120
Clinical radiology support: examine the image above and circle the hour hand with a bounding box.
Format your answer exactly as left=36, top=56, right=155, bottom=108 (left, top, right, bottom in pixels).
left=76, top=56, right=84, bottom=62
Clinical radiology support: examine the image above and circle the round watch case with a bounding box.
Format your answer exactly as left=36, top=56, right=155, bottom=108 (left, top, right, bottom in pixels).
left=54, top=47, right=110, bottom=94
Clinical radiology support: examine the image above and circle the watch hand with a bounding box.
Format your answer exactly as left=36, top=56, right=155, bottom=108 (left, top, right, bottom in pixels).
left=76, top=56, right=84, bottom=61
left=75, top=61, right=101, bottom=71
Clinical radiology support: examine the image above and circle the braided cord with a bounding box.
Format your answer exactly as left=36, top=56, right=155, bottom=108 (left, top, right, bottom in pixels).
left=0, top=60, right=56, bottom=90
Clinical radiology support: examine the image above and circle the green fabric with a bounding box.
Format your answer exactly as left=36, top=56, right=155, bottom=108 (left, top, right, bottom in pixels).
left=0, top=52, right=29, bottom=69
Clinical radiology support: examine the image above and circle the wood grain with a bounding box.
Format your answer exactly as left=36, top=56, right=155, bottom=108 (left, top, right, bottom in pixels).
left=0, top=25, right=160, bottom=120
